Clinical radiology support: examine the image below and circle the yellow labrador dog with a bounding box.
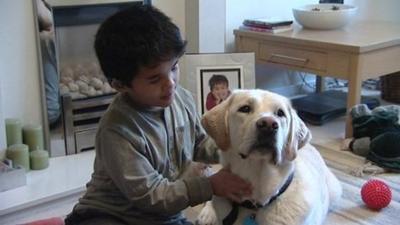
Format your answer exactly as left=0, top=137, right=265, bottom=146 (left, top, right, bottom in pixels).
left=197, top=89, right=342, bottom=225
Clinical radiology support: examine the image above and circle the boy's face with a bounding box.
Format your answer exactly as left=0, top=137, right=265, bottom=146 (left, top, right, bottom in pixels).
left=124, top=57, right=179, bottom=109
left=212, top=83, right=229, bottom=100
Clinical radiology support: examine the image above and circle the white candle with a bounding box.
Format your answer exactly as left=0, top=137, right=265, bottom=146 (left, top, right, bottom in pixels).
left=6, top=144, right=30, bottom=171
left=5, top=118, right=23, bottom=147
left=30, top=150, right=49, bottom=170
left=23, top=124, right=44, bottom=151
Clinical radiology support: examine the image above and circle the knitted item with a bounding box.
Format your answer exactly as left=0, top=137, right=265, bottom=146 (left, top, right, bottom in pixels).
left=372, top=105, right=400, bottom=124
left=352, top=110, right=400, bottom=139
left=340, top=138, right=353, bottom=151
left=368, top=132, right=400, bottom=172
left=350, top=137, right=370, bottom=157
left=351, top=104, right=400, bottom=122
left=350, top=161, right=386, bottom=177
left=349, top=104, right=400, bottom=173
left=351, top=104, right=400, bottom=139
left=370, top=132, right=400, bottom=158
left=350, top=104, right=371, bottom=119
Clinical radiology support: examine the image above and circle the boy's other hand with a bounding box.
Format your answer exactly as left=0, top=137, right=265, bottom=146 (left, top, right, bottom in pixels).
left=208, top=168, right=252, bottom=203
left=212, top=92, right=221, bottom=103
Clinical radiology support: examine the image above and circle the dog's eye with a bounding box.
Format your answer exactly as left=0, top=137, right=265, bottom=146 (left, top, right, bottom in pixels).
left=277, top=109, right=285, bottom=117
left=238, top=105, right=251, bottom=113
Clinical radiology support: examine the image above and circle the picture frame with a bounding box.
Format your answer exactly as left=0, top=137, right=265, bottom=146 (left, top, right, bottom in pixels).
left=180, top=53, right=255, bottom=114
left=198, top=66, right=242, bottom=114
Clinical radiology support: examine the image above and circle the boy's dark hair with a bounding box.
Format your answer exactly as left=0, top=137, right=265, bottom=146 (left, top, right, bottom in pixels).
left=209, top=74, right=229, bottom=90
left=94, top=4, right=186, bottom=86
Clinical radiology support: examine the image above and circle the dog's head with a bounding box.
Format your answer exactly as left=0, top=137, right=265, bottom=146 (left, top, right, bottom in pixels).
left=202, top=89, right=311, bottom=164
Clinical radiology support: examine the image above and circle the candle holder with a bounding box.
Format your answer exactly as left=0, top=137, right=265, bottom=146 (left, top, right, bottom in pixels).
left=23, top=124, right=44, bottom=151
left=30, top=150, right=49, bottom=170
left=5, top=118, right=23, bottom=147
left=6, top=144, right=30, bottom=171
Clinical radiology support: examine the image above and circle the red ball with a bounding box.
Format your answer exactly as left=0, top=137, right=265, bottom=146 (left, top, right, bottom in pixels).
left=361, top=179, right=392, bottom=210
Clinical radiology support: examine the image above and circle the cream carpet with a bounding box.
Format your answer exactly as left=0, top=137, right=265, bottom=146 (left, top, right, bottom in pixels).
left=314, top=143, right=400, bottom=225
left=185, top=144, right=400, bottom=225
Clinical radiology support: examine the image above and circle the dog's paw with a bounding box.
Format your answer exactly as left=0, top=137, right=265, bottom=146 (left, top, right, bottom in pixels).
left=195, top=204, right=218, bottom=225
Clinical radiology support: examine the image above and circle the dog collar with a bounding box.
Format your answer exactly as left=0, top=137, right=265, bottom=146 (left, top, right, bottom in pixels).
left=222, top=172, right=294, bottom=225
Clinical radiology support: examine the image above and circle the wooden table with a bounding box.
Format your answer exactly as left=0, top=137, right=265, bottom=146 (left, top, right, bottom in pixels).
left=234, top=21, right=400, bottom=137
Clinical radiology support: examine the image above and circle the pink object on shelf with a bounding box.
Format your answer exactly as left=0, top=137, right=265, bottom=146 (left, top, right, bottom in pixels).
left=20, top=217, right=64, bottom=225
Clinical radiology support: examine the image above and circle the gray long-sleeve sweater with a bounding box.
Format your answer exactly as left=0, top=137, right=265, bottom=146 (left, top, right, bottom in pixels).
left=67, top=86, right=218, bottom=225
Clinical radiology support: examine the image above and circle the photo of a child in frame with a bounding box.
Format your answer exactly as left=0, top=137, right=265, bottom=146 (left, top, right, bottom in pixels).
left=198, top=67, right=242, bottom=114
left=206, top=74, right=231, bottom=111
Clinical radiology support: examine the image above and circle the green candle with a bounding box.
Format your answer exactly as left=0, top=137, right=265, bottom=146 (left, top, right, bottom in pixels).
left=5, top=118, right=23, bottom=147
left=6, top=144, right=30, bottom=171
left=23, top=124, right=44, bottom=151
left=30, top=150, right=49, bottom=170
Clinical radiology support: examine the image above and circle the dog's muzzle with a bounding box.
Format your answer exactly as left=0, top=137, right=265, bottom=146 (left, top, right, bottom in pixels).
left=254, top=117, right=278, bottom=149
left=239, top=117, right=280, bottom=159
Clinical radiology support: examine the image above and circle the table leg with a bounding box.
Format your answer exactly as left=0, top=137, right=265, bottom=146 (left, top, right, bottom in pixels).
left=345, top=72, right=363, bottom=138
left=316, top=76, right=326, bottom=93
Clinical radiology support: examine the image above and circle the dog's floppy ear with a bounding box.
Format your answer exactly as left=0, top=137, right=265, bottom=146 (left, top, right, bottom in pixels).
left=201, top=97, right=232, bottom=151
left=285, top=106, right=312, bottom=161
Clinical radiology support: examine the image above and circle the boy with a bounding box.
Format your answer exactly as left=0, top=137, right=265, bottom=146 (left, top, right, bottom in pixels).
left=65, top=4, right=251, bottom=225
left=206, top=74, right=231, bottom=111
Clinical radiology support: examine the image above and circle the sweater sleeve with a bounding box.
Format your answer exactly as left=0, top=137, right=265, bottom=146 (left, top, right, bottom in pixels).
left=96, top=128, right=213, bottom=215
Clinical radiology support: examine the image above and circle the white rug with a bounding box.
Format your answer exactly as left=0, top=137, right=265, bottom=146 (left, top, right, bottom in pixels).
left=314, top=143, right=400, bottom=225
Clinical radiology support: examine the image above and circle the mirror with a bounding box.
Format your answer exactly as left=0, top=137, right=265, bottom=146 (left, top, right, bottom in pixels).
left=33, top=0, right=146, bottom=157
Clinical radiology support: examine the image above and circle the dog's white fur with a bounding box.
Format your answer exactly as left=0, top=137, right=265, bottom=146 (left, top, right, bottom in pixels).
left=197, top=89, right=342, bottom=225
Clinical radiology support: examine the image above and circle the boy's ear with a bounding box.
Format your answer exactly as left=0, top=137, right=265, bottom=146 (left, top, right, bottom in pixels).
left=111, top=79, right=126, bottom=92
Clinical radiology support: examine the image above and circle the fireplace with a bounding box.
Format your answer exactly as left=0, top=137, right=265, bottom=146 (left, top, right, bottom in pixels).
left=36, top=0, right=145, bottom=156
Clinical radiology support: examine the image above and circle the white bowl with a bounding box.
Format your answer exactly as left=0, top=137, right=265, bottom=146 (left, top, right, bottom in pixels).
left=293, top=4, right=357, bottom=30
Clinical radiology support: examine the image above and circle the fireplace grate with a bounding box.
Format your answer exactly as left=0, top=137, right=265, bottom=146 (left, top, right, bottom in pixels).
left=62, top=93, right=115, bottom=154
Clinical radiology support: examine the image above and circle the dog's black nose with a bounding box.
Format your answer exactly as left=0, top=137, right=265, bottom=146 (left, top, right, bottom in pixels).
left=256, top=117, right=278, bottom=134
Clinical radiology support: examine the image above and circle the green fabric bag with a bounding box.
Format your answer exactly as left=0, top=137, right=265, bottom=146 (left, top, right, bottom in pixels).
left=368, top=132, right=400, bottom=172
left=352, top=110, right=400, bottom=139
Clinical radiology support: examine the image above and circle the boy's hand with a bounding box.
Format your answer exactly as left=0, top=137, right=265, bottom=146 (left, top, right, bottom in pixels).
left=212, top=92, right=221, bottom=103
left=208, top=168, right=252, bottom=203
left=217, top=92, right=228, bottom=101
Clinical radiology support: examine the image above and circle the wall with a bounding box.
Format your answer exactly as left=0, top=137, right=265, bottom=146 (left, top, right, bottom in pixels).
left=153, top=0, right=186, bottom=36
left=184, top=0, right=225, bottom=53
left=0, top=0, right=42, bottom=124
left=198, top=0, right=226, bottom=53
left=347, top=0, right=400, bottom=22
left=185, top=0, right=199, bottom=53
left=0, top=0, right=43, bottom=159
left=0, top=79, right=5, bottom=159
